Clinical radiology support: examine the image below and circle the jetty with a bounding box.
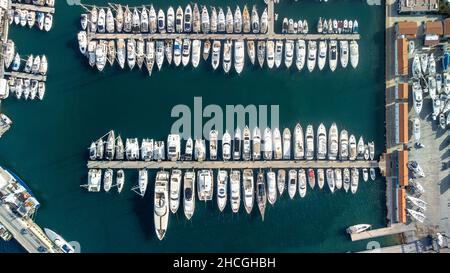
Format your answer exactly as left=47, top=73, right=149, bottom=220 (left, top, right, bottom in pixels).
left=4, top=71, right=47, bottom=81
left=350, top=223, right=416, bottom=241
left=87, top=160, right=379, bottom=170
left=10, top=3, right=55, bottom=14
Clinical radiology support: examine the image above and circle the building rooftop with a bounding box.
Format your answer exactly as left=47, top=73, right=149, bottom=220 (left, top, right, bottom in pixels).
left=396, top=21, right=418, bottom=38
left=444, top=18, right=450, bottom=37
left=398, top=0, right=439, bottom=13
left=425, top=21, right=444, bottom=35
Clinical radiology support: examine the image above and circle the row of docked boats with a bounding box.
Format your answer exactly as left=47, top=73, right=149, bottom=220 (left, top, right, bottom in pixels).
left=6, top=77, right=46, bottom=100
left=82, top=4, right=268, bottom=34
left=78, top=36, right=359, bottom=74
left=9, top=8, right=53, bottom=32
left=316, top=17, right=358, bottom=34
left=12, top=0, right=55, bottom=6
left=3, top=40, right=49, bottom=75
left=90, top=125, right=375, bottom=162
left=86, top=166, right=374, bottom=239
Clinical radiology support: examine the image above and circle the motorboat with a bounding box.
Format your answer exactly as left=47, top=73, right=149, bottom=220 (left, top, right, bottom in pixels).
left=370, top=168, right=376, bottom=181
left=317, top=17, right=323, bottom=33
left=80, top=13, right=88, bottom=30
left=95, top=41, right=107, bottom=72
left=165, top=40, right=173, bottom=65
left=350, top=41, right=359, bottom=68
left=251, top=5, right=259, bottom=33
left=230, top=170, right=241, bottom=213
left=243, top=169, right=254, bottom=214
left=362, top=168, right=369, bottom=182
left=288, top=169, right=297, bottom=199
left=191, top=39, right=201, bottom=68
left=211, top=40, right=221, bottom=70
left=247, top=40, right=256, bottom=65
left=284, top=40, right=294, bottom=69
left=307, top=41, right=317, bottom=72
left=267, top=171, right=277, bottom=205
left=194, top=139, right=206, bottom=161
left=116, top=169, right=124, bottom=193
left=218, top=8, right=226, bottom=32
left=149, top=6, right=157, bottom=33
left=260, top=8, right=268, bottom=33
left=4, top=40, right=15, bottom=69
left=222, top=130, right=232, bottom=160
left=317, top=168, right=325, bottom=189
left=256, top=171, right=267, bottom=221
left=318, top=40, right=327, bottom=71
left=183, top=171, right=196, bottom=220
left=182, top=39, right=191, bottom=67
left=316, top=123, right=327, bottom=160
left=176, top=6, right=183, bottom=33
left=293, top=123, right=304, bottom=160
left=340, top=40, right=349, bottom=68
left=203, top=40, right=211, bottom=61
left=329, top=40, right=338, bottom=71
left=420, top=53, right=428, bottom=74
left=157, top=9, right=166, bottom=33
left=243, top=126, right=251, bottom=160
left=184, top=4, right=192, bottom=32
left=429, top=75, right=437, bottom=100
left=116, top=39, right=126, bottom=69
left=233, top=127, right=242, bottom=160
left=298, top=169, right=307, bottom=198
left=90, top=6, right=98, bottom=32
left=335, top=169, right=342, bottom=190
left=209, top=130, right=218, bottom=160
left=412, top=81, right=423, bottom=114
left=274, top=40, right=283, bottom=68
left=106, top=8, right=115, bottom=33
left=192, top=4, right=201, bottom=33
left=201, top=6, right=210, bottom=33
left=115, top=135, right=124, bottom=160
left=266, top=40, right=275, bottom=69
left=131, top=8, right=140, bottom=33
left=116, top=5, right=124, bottom=32
left=257, top=40, right=266, bottom=68
left=167, top=134, right=181, bottom=161
left=77, top=31, right=87, bottom=55
left=349, top=134, right=357, bottom=160
left=126, top=38, right=136, bottom=70
left=185, top=138, right=193, bottom=160
left=44, top=229, right=75, bottom=253
left=155, top=40, right=165, bottom=71
left=326, top=169, right=335, bottom=193
left=43, top=14, right=53, bottom=31
left=137, top=169, right=148, bottom=197
left=252, top=127, right=261, bottom=160
left=346, top=224, right=371, bottom=234
left=305, top=124, right=314, bottom=160
left=154, top=171, right=169, bottom=240
left=307, top=168, right=315, bottom=189
left=273, top=128, right=282, bottom=160
left=225, top=7, right=233, bottom=33
left=217, top=170, right=228, bottom=212
left=340, top=130, right=349, bottom=160
left=296, top=39, right=306, bottom=71
left=351, top=168, right=359, bottom=194
left=233, top=6, right=242, bottom=33
left=197, top=169, right=213, bottom=201
left=282, top=128, right=291, bottom=159
left=234, top=39, right=245, bottom=74
left=428, top=53, right=436, bottom=75
left=210, top=7, right=217, bottom=33
left=173, top=38, right=182, bottom=67
left=328, top=123, right=338, bottom=160
left=31, top=55, right=41, bottom=74
left=167, top=6, right=175, bottom=33
left=277, top=169, right=286, bottom=196
left=136, top=39, right=145, bottom=69
left=263, top=127, right=273, bottom=160
left=343, top=168, right=350, bottom=192
left=368, top=141, right=375, bottom=161
left=145, top=40, right=155, bottom=76
left=107, top=40, right=116, bottom=66
left=242, top=5, right=251, bottom=33
left=357, top=136, right=365, bottom=159
left=223, top=40, right=232, bottom=73
left=412, top=54, right=421, bottom=78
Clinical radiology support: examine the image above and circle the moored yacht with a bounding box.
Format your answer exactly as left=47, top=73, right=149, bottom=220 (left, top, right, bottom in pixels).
left=247, top=40, right=256, bottom=65
left=191, top=39, right=201, bottom=68
left=252, top=127, right=261, bottom=160
left=350, top=40, right=359, bottom=68
left=316, top=123, right=327, bottom=160
left=197, top=169, right=213, bottom=201
left=209, top=130, right=218, bottom=160
left=154, top=171, right=169, bottom=240
left=234, top=6, right=242, bottom=33
left=318, top=40, right=327, bottom=71
left=305, top=125, right=314, bottom=160
left=211, top=40, right=221, bottom=70
left=329, top=40, right=338, bottom=71
left=339, top=129, right=349, bottom=160
left=328, top=123, right=338, bottom=160
left=223, top=40, right=232, bottom=73
left=277, top=169, right=286, bottom=196
left=234, top=39, right=245, bottom=74
left=317, top=168, right=325, bottom=189
left=184, top=4, right=192, bottom=32
left=288, top=169, right=297, bottom=199
left=351, top=168, right=359, bottom=194
left=230, top=170, right=241, bottom=213
left=266, top=40, right=275, bottom=69
left=282, top=128, right=291, bottom=159
left=285, top=40, right=294, bottom=69
left=273, top=128, right=282, bottom=160
left=251, top=5, right=259, bottom=33
left=263, top=127, right=273, bottom=160
left=243, top=169, right=254, bottom=214
left=326, top=169, right=335, bottom=193
left=296, top=39, right=306, bottom=71
left=217, top=170, right=228, bottom=212
left=233, top=127, right=242, bottom=160
left=243, top=126, right=251, bottom=160
left=307, top=41, right=317, bottom=72
left=183, top=171, right=195, bottom=220
left=335, top=169, right=343, bottom=190
left=274, top=40, right=283, bottom=68
left=256, top=171, right=267, bottom=221
left=218, top=8, right=226, bottom=32
left=343, top=168, right=350, bottom=192
left=340, top=40, right=349, bottom=68
left=307, top=168, right=316, bottom=189
left=267, top=171, right=277, bottom=205
left=349, top=134, right=357, bottom=160
left=298, top=169, right=307, bottom=198
left=294, top=123, right=304, bottom=160
left=169, top=169, right=182, bottom=213
left=222, top=130, right=232, bottom=160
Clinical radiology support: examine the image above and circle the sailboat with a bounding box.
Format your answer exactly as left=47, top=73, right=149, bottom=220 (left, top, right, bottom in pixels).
left=242, top=5, right=250, bottom=33
left=116, top=5, right=123, bottom=32
left=225, top=7, right=233, bottom=33
left=210, top=7, right=217, bottom=33
left=218, top=8, right=225, bottom=32
left=201, top=6, right=210, bottom=33
left=260, top=8, right=268, bottom=33
left=233, top=6, right=242, bottom=33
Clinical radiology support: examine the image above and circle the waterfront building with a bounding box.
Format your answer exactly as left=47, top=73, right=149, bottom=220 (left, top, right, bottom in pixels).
left=397, top=0, right=439, bottom=14
left=424, top=21, right=443, bottom=46
left=396, top=21, right=418, bottom=39
left=396, top=38, right=408, bottom=76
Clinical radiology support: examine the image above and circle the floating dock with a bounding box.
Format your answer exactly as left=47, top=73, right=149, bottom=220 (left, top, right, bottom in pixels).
left=4, top=71, right=47, bottom=81
left=87, top=160, right=379, bottom=170
left=350, top=223, right=416, bottom=241
left=10, top=3, right=55, bottom=14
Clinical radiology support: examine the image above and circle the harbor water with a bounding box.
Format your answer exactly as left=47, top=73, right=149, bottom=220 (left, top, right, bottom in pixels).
left=0, top=0, right=398, bottom=252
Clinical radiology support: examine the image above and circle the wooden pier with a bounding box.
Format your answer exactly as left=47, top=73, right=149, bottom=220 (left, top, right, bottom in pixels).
left=4, top=71, right=47, bottom=81
left=87, top=160, right=379, bottom=170
left=350, top=224, right=416, bottom=241
left=10, top=3, right=55, bottom=14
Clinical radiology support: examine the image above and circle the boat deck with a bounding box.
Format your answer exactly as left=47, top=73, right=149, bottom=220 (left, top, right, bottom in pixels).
left=350, top=223, right=416, bottom=241
left=4, top=71, right=47, bottom=81
left=10, top=3, right=55, bottom=14
left=88, top=159, right=379, bottom=170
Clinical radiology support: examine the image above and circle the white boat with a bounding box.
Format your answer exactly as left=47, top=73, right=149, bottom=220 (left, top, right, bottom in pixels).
left=192, top=4, right=201, bottom=33
left=87, top=169, right=101, bottom=192
left=157, top=9, right=166, bottom=33
left=243, top=169, right=254, bottom=213
left=201, top=6, right=210, bottom=33
left=106, top=8, right=115, bottom=33
left=293, top=123, right=304, bottom=160
left=154, top=171, right=169, bottom=240
left=357, top=136, right=365, bottom=159
left=318, top=40, right=327, bottom=71
left=233, top=127, right=242, bottom=160
left=167, top=6, right=175, bottom=33
left=362, top=168, right=369, bottom=182
left=296, top=40, right=306, bottom=71
left=334, top=169, right=342, bottom=190
left=116, top=169, right=124, bottom=193
left=406, top=195, right=428, bottom=211
left=267, top=171, right=277, bottom=205
left=197, top=169, right=213, bottom=201
left=106, top=40, right=116, bottom=66
left=256, top=41, right=266, bottom=68
left=225, top=7, right=233, bottom=33
left=251, top=5, right=259, bottom=33
left=165, top=40, right=173, bottom=65
left=263, top=127, right=273, bottom=160
left=317, top=17, right=323, bottom=33
left=210, top=7, right=217, bottom=33
left=429, top=75, right=437, bottom=100
left=412, top=54, right=421, bottom=78
left=346, top=224, right=371, bottom=234
left=298, top=169, right=307, bottom=198
left=443, top=73, right=450, bottom=94
left=223, top=40, right=232, bottom=73
left=407, top=209, right=425, bottom=223
left=169, top=169, right=181, bottom=213
left=222, top=130, right=232, bottom=160
left=340, top=130, right=349, bottom=160
left=183, top=171, right=196, bottom=220
left=414, top=118, right=421, bottom=141
left=307, top=168, right=315, bottom=189
left=167, top=134, right=181, bottom=161
left=349, top=134, right=357, bottom=160
left=326, top=169, right=335, bottom=193
left=218, top=8, right=226, bottom=32
left=194, top=139, right=206, bottom=161
left=31, top=55, right=41, bottom=74
left=209, top=130, right=218, bottom=160
left=288, top=169, right=297, bottom=199
left=155, top=40, right=165, bottom=71
left=126, top=39, right=136, bottom=70
left=217, top=170, right=228, bottom=212
left=230, top=170, right=241, bottom=213
left=115, top=135, right=124, bottom=160
left=252, top=127, right=261, bottom=160
left=77, top=31, right=88, bottom=55
left=44, top=14, right=53, bottom=31
left=351, top=168, right=359, bottom=194
left=138, top=169, right=148, bottom=197
left=242, top=5, right=251, bottom=33
left=185, top=138, right=193, bottom=160
left=302, top=20, right=308, bottom=34
left=211, top=40, right=221, bottom=70
left=145, top=40, right=155, bottom=76
left=305, top=125, right=314, bottom=160
left=173, top=38, right=182, bottom=67
left=284, top=40, right=294, bottom=69
left=282, top=128, right=291, bottom=159
left=247, top=40, right=256, bottom=65
left=317, top=123, right=327, bottom=160
left=89, top=7, right=98, bottom=32
left=436, top=74, right=442, bottom=94
left=80, top=13, right=88, bottom=30
left=97, top=8, right=106, bottom=33
left=95, top=41, right=107, bottom=72
left=44, top=228, right=75, bottom=253
left=370, top=168, right=376, bottom=181
left=428, top=53, right=436, bottom=75
left=274, top=40, right=283, bottom=68
left=203, top=40, right=211, bottom=61
left=260, top=8, right=268, bottom=33
left=115, top=5, right=124, bottom=32
left=116, top=39, right=126, bottom=69
left=350, top=41, right=359, bottom=68
left=149, top=5, right=157, bottom=33
left=329, top=40, right=338, bottom=72
left=273, top=128, right=282, bottom=160
left=307, top=41, right=317, bottom=72
left=243, top=126, right=251, bottom=160
left=420, top=53, right=428, bottom=74
left=234, top=40, right=245, bottom=74
left=184, top=4, right=192, bottom=32
left=256, top=171, right=267, bottom=221
left=317, top=168, right=325, bottom=189
left=136, top=39, right=145, bottom=69
left=277, top=169, right=286, bottom=196
left=182, top=39, right=191, bottom=67
left=343, top=168, right=350, bottom=192
left=191, top=39, right=201, bottom=68
left=234, top=6, right=242, bottom=33
left=4, top=40, right=15, bottom=69
left=412, top=81, right=423, bottom=114
left=266, top=40, right=275, bottom=69
left=103, top=169, right=113, bottom=192
left=175, top=6, right=183, bottom=33
left=340, top=40, right=349, bottom=68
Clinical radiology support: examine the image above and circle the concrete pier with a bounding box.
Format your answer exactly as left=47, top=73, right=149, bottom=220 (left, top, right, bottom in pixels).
left=350, top=224, right=416, bottom=241
left=4, top=71, right=47, bottom=81
left=87, top=160, right=379, bottom=170
left=10, top=3, right=55, bottom=14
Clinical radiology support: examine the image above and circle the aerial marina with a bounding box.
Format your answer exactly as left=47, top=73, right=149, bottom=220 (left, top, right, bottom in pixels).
left=77, top=2, right=360, bottom=75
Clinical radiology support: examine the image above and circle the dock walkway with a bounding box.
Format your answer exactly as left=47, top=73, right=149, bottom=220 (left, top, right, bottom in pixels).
left=4, top=71, right=47, bottom=81
left=88, top=160, right=379, bottom=170
left=350, top=224, right=416, bottom=241
left=10, top=3, right=55, bottom=14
